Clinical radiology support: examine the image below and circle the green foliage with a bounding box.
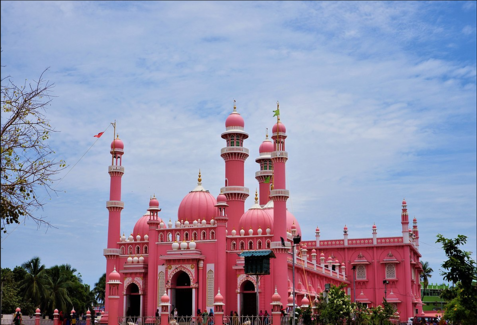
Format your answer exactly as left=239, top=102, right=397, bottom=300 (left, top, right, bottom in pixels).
left=1, top=69, right=66, bottom=232
left=420, top=261, right=433, bottom=291
left=93, top=273, right=106, bottom=305
left=436, top=234, right=477, bottom=325
left=2, top=257, right=100, bottom=317
left=318, top=283, right=353, bottom=324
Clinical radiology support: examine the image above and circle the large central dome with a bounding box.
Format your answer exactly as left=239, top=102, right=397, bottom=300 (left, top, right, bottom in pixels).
left=178, top=172, right=217, bottom=223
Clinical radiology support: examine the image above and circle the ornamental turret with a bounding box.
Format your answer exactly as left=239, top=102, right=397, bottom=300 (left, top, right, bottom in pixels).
left=221, top=101, right=249, bottom=232
left=255, top=129, right=274, bottom=206
left=401, top=199, right=409, bottom=242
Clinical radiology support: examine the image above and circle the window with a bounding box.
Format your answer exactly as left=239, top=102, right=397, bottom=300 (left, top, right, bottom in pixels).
left=136, top=246, right=140, bottom=254
left=193, top=232, right=198, bottom=241
left=240, top=241, right=245, bottom=251
left=201, top=231, right=207, bottom=240
left=356, top=265, right=366, bottom=280
left=128, top=246, right=133, bottom=255
left=210, top=231, right=215, bottom=240
left=257, top=240, right=262, bottom=249
left=175, top=233, right=181, bottom=242
left=167, top=232, right=172, bottom=242
left=120, top=247, right=125, bottom=255
left=248, top=241, right=253, bottom=250
left=159, top=233, right=164, bottom=242
left=232, top=241, right=236, bottom=250
left=386, top=264, right=396, bottom=279
left=266, top=240, right=271, bottom=249
left=185, top=232, right=189, bottom=241
left=143, top=245, right=148, bottom=254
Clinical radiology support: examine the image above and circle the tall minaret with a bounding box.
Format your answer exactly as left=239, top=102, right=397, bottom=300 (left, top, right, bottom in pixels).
left=270, top=103, right=291, bottom=307
left=220, top=101, right=249, bottom=232
left=412, top=217, right=419, bottom=251
left=102, top=128, right=125, bottom=324
left=401, top=199, right=409, bottom=242
left=255, top=130, right=274, bottom=206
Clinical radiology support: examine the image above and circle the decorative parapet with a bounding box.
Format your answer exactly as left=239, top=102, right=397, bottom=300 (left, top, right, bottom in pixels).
left=270, top=189, right=290, bottom=198
left=103, top=248, right=120, bottom=256
left=108, top=165, right=125, bottom=173
left=106, top=201, right=124, bottom=209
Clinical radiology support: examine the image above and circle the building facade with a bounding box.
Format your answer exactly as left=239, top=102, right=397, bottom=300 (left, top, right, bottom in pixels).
left=100, top=104, right=423, bottom=323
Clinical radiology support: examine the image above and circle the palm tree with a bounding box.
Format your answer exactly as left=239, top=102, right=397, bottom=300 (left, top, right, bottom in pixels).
left=45, top=265, right=74, bottom=314
left=93, top=273, right=106, bottom=306
left=420, top=261, right=433, bottom=293
left=19, top=257, right=49, bottom=308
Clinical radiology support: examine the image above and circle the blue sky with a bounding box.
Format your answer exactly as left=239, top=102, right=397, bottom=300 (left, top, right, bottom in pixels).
left=1, top=1, right=475, bottom=288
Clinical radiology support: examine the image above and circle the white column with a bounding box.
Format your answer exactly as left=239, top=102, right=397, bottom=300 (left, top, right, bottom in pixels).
left=123, top=295, right=127, bottom=318
left=237, top=293, right=241, bottom=316
left=139, top=295, right=143, bottom=318
left=192, top=288, right=196, bottom=317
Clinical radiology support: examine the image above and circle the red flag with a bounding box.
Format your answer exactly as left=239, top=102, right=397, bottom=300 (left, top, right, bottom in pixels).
left=94, top=132, right=104, bottom=138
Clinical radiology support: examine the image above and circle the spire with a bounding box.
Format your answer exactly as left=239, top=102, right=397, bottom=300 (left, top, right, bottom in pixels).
left=266, top=128, right=269, bottom=139
left=198, top=169, right=202, bottom=184
left=255, top=189, right=258, bottom=204
left=233, top=99, right=237, bottom=112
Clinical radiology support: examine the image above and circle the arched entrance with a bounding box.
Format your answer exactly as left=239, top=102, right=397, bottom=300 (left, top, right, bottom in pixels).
left=125, top=283, right=141, bottom=317
left=171, top=271, right=193, bottom=316
left=240, top=280, right=257, bottom=316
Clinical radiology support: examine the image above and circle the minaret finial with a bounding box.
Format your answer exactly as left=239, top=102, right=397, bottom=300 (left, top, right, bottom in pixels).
left=198, top=169, right=202, bottom=183
left=233, top=99, right=237, bottom=111
left=255, top=189, right=258, bottom=203
left=265, top=128, right=269, bottom=139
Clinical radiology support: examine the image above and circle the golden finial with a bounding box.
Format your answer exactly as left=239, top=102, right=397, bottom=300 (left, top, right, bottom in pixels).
left=233, top=99, right=237, bottom=111
left=117, top=134, right=119, bottom=139
left=198, top=169, right=202, bottom=183
left=265, top=128, right=269, bottom=139
left=277, top=116, right=281, bottom=123
left=277, top=101, right=279, bottom=109
left=255, top=189, right=258, bottom=203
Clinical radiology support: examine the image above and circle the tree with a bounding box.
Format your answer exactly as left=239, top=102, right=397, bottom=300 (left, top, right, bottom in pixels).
left=436, top=234, right=477, bottom=325
left=18, top=257, right=49, bottom=309
left=1, top=69, right=66, bottom=232
left=93, top=273, right=106, bottom=306
left=1, top=268, right=21, bottom=314
left=420, top=261, right=433, bottom=292
left=45, top=265, right=74, bottom=315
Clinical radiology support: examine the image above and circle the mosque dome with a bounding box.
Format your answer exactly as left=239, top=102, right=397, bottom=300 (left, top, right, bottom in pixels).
left=263, top=200, right=302, bottom=236
left=239, top=192, right=273, bottom=232
left=272, top=119, right=286, bottom=134
left=109, top=267, right=120, bottom=282
left=149, top=196, right=159, bottom=208
left=259, top=137, right=274, bottom=154
left=133, top=211, right=162, bottom=238
left=225, top=105, right=245, bottom=128
left=178, top=171, right=217, bottom=223
left=111, top=137, right=124, bottom=150
left=217, top=192, right=227, bottom=204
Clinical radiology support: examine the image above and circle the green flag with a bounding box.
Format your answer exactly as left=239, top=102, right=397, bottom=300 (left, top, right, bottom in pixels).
left=273, top=108, right=280, bottom=117
left=264, top=176, right=270, bottom=183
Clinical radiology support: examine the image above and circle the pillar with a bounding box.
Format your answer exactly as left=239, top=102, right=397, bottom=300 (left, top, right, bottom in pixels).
left=159, top=293, right=170, bottom=325
left=35, top=308, right=41, bottom=325
left=86, top=310, right=91, bottom=325
left=53, top=309, right=59, bottom=325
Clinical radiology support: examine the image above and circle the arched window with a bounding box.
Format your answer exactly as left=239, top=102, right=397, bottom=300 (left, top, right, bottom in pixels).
left=248, top=241, right=253, bottom=250
left=128, top=245, right=133, bottom=254
left=176, top=233, right=180, bottom=242
left=167, top=232, right=172, bottom=242
left=120, top=247, right=125, bottom=255
left=232, top=241, right=236, bottom=250
left=185, top=232, right=189, bottom=241
left=266, top=240, right=271, bottom=249
left=193, top=232, right=198, bottom=241
left=257, top=240, right=262, bottom=249
left=159, top=233, right=164, bottom=242
left=136, top=246, right=140, bottom=255
left=230, top=135, right=235, bottom=147
left=356, top=265, right=366, bottom=280
left=201, top=231, right=207, bottom=240
left=210, top=231, right=215, bottom=240
left=143, top=245, right=148, bottom=254
left=386, top=264, right=396, bottom=279
left=240, top=241, right=245, bottom=251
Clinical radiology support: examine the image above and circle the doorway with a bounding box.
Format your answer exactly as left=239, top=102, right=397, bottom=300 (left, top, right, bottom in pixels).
left=125, top=283, right=140, bottom=317
left=171, top=271, right=193, bottom=316
left=241, top=281, right=257, bottom=316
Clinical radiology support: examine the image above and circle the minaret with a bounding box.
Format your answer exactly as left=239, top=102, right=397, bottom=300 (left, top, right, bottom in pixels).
left=412, top=217, right=419, bottom=251
left=102, top=128, right=125, bottom=324
left=255, top=129, right=274, bottom=206
left=215, top=191, right=229, bottom=308
left=220, top=101, right=249, bottom=232
left=146, top=196, right=161, bottom=322
left=401, top=199, right=409, bottom=242
left=270, top=103, right=291, bottom=306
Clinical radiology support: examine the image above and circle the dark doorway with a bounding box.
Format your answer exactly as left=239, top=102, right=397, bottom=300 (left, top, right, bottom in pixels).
left=241, top=281, right=257, bottom=316
left=126, top=283, right=140, bottom=317
left=171, top=271, right=193, bottom=316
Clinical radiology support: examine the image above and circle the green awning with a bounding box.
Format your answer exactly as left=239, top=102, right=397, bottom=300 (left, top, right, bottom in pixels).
left=239, top=250, right=276, bottom=258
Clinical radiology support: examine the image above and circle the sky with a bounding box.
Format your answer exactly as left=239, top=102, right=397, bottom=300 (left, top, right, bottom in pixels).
left=1, top=1, right=476, bottom=289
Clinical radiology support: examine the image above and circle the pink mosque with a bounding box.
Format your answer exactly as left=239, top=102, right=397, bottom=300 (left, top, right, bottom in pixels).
left=101, top=104, right=424, bottom=323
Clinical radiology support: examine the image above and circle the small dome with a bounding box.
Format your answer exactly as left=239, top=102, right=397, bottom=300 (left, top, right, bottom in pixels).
left=111, top=137, right=124, bottom=150
left=315, top=226, right=320, bottom=232
left=272, top=120, right=286, bottom=134
left=36, top=308, right=41, bottom=314
left=311, top=249, right=317, bottom=254
left=272, top=288, right=281, bottom=302
left=214, top=289, right=224, bottom=303
left=161, top=292, right=170, bottom=304
left=54, top=309, right=59, bottom=314
left=259, top=137, right=274, bottom=154
left=344, top=225, right=348, bottom=231
left=372, top=223, right=377, bottom=229
left=402, top=199, right=407, bottom=205
left=413, top=217, right=417, bottom=223
left=301, top=295, right=310, bottom=306
left=239, top=202, right=273, bottom=233
left=217, top=193, right=227, bottom=203
left=16, top=308, right=21, bottom=313
left=109, top=267, right=120, bottom=281
left=263, top=201, right=301, bottom=236
left=178, top=172, right=217, bottom=223
left=225, top=105, right=245, bottom=128
left=86, top=310, right=90, bottom=315
left=287, top=293, right=293, bottom=305
left=133, top=212, right=162, bottom=238
left=149, top=196, right=159, bottom=208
